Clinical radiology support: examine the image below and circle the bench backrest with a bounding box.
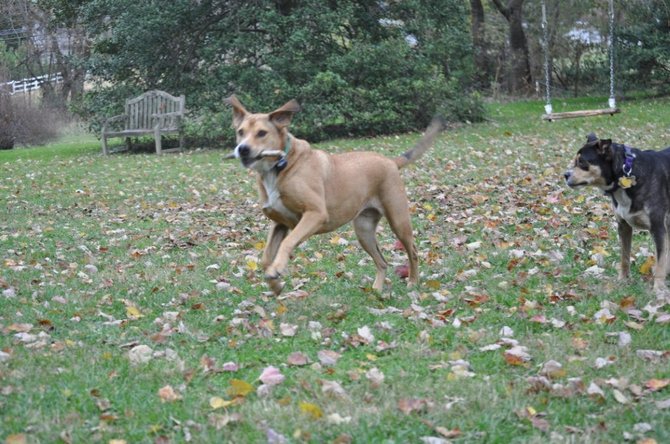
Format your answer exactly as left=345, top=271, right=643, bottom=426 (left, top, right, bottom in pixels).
left=124, top=90, right=185, bottom=130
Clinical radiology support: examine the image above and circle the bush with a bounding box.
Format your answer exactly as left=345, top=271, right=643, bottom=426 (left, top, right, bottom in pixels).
left=0, top=91, right=15, bottom=149
left=0, top=92, right=62, bottom=149
left=78, top=0, right=482, bottom=147
left=185, top=40, right=485, bottom=146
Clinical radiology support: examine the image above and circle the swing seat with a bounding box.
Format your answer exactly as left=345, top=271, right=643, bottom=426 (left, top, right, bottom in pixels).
left=542, top=107, right=620, bottom=121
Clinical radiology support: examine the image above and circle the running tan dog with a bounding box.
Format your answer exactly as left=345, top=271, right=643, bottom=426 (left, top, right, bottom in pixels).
left=225, top=95, right=444, bottom=295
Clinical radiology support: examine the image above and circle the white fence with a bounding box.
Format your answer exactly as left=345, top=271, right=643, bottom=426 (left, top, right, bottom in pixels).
left=2, top=73, right=63, bottom=95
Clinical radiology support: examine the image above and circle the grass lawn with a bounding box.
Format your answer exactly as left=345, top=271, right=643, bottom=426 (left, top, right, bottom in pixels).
left=1, top=96, right=669, bottom=443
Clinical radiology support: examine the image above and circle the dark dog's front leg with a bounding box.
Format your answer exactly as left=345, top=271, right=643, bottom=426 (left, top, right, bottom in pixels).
left=617, top=218, right=633, bottom=280
left=650, top=220, right=669, bottom=294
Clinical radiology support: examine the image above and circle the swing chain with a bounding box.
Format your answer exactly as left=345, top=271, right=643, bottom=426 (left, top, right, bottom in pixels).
left=541, top=0, right=552, bottom=114
left=608, top=0, right=616, bottom=109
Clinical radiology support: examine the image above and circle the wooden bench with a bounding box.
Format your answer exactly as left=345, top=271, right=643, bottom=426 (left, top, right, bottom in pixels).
left=101, top=90, right=185, bottom=155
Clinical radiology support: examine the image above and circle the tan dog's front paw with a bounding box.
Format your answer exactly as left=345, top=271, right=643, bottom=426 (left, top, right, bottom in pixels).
left=265, top=275, right=285, bottom=295
left=264, top=265, right=286, bottom=295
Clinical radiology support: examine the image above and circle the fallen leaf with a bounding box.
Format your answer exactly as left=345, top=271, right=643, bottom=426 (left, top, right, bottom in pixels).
left=645, top=379, right=670, bottom=392
left=222, top=361, right=239, bottom=372
left=299, top=401, right=323, bottom=420
left=655, top=398, right=670, bottom=409
left=540, top=360, right=565, bottom=379
left=209, top=396, right=235, bottom=409
left=158, top=385, right=181, bottom=402
left=530, top=416, right=550, bottom=432
left=128, top=345, right=153, bottom=365
left=126, top=305, right=143, bottom=319
left=613, top=389, right=630, bottom=404
left=435, top=427, right=461, bottom=439
left=504, top=346, right=531, bottom=366
left=279, top=323, right=298, bottom=337
left=587, top=382, right=605, bottom=398
left=326, top=413, right=352, bottom=424
left=365, top=367, right=385, bottom=388
left=639, top=256, right=655, bottom=275
left=208, top=412, right=242, bottom=430
left=321, top=380, right=348, bottom=398
left=636, top=350, right=666, bottom=361
left=5, top=434, right=28, bottom=444
left=259, top=366, right=285, bottom=386
left=398, top=398, right=430, bottom=415
left=394, top=264, right=409, bottom=279
left=287, top=352, right=310, bottom=366
left=317, top=350, right=341, bottom=366
left=227, top=379, right=253, bottom=397
left=357, top=326, right=375, bottom=343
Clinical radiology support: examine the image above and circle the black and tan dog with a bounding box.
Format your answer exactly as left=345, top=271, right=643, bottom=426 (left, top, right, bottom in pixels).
left=225, top=95, right=445, bottom=295
left=565, top=133, right=670, bottom=296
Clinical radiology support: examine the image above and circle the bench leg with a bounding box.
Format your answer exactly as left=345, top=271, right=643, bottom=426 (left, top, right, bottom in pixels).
left=154, top=127, right=162, bottom=155
left=101, top=133, right=108, bottom=155
left=125, top=137, right=132, bottom=151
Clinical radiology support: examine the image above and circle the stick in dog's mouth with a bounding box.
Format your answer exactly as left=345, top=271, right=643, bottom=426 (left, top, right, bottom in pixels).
left=224, top=150, right=286, bottom=160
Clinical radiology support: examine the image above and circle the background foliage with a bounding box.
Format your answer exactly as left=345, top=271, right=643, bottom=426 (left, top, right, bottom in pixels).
left=1, top=0, right=669, bottom=145
left=76, top=0, right=477, bottom=142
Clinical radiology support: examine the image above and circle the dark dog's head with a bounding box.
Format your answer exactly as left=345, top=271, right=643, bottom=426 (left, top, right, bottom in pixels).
left=564, top=133, right=615, bottom=189
left=224, top=95, right=300, bottom=171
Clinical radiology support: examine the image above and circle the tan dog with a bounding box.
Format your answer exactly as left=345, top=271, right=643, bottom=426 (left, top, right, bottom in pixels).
left=225, top=95, right=444, bottom=295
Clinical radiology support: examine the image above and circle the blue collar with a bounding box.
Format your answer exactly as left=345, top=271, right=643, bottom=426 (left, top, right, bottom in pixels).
left=622, top=145, right=635, bottom=177
left=274, top=136, right=291, bottom=172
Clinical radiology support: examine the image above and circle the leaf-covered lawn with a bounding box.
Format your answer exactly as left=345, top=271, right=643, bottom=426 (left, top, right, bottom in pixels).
left=1, top=97, right=669, bottom=443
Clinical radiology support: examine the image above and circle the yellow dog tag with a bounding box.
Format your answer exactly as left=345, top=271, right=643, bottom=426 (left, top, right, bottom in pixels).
left=618, top=176, right=636, bottom=189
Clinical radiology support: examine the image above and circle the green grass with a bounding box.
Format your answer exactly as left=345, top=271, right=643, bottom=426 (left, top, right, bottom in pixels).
left=1, top=97, right=669, bottom=443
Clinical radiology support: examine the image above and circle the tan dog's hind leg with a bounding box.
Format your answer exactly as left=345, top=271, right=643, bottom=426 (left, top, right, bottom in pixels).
left=265, top=209, right=327, bottom=295
left=353, top=209, right=387, bottom=292
left=382, top=196, right=419, bottom=288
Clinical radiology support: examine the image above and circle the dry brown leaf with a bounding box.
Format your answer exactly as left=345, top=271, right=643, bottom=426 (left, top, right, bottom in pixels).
left=158, top=385, right=181, bottom=403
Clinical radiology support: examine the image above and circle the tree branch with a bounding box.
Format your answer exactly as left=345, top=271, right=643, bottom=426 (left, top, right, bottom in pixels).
left=490, top=0, right=510, bottom=20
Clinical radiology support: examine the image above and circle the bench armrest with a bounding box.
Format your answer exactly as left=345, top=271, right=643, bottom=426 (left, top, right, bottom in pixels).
left=102, top=114, right=128, bottom=131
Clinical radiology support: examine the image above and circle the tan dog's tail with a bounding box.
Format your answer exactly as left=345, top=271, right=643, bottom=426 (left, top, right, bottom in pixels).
left=394, top=116, right=446, bottom=169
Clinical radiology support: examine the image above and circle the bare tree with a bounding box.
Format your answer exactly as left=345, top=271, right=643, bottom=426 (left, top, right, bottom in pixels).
left=1, top=0, right=90, bottom=108
left=490, top=0, right=532, bottom=93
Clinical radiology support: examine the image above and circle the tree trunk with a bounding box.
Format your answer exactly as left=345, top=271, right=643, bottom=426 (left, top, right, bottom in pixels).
left=573, top=46, right=583, bottom=97
left=470, top=0, right=490, bottom=88
left=490, top=0, right=532, bottom=93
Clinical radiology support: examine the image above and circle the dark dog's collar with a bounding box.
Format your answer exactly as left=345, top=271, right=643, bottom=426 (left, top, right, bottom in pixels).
left=605, top=145, right=637, bottom=194
left=274, top=136, right=291, bottom=172
left=622, top=145, right=636, bottom=177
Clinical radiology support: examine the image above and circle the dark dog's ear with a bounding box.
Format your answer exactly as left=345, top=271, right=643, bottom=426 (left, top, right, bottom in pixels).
left=269, top=99, right=300, bottom=129
left=597, top=139, right=613, bottom=159
left=224, top=95, right=248, bottom=128
left=586, top=133, right=598, bottom=143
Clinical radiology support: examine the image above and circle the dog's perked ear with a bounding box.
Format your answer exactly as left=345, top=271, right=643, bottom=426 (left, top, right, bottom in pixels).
left=597, top=139, right=614, bottom=159
left=586, top=133, right=598, bottom=143
left=269, top=100, right=301, bottom=130
left=224, top=95, right=248, bottom=128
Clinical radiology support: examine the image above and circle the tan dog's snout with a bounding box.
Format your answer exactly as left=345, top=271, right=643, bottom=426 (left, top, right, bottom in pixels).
left=234, top=142, right=254, bottom=167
